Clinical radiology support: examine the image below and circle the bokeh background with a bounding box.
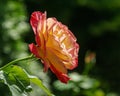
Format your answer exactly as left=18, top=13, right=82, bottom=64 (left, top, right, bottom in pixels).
left=0, top=0, right=120, bottom=96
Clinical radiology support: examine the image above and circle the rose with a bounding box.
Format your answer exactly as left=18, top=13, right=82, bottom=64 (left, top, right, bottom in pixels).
left=29, top=11, right=79, bottom=83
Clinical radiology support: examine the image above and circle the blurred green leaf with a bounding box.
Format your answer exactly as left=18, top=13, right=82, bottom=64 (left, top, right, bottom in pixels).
left=29, top=75, right=54, bottom=96
left=79, top=76, right=100, bottom=89
left=94, top=90, right=105, bottom=96
left=53, top=80, right=75, bottom=91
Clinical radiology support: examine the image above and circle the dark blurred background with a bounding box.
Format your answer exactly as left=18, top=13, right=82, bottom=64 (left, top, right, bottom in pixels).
left=0, top=0, right=120, bottom=96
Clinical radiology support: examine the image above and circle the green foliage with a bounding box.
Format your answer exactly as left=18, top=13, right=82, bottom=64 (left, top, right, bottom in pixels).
left=29, top=76, right=54, bottom=96
left=4, top=66, right=31, bottom=92
left=0, top=65, right=53, bottom=96
left=53, top=73, right=103, bottom=96
left=0, top=0, right=29, bottom=66
left=0, top=66, right=31, bottom=96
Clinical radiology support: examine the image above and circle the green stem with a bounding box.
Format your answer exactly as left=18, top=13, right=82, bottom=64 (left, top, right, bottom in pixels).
left=0, top=54, right=34, bottom=71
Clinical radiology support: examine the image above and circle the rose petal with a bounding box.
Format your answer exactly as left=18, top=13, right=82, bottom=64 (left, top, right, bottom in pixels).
left=30, top=11, right=43, bottom=34
left=50, top=64, right=70, bottom=83
left=47, top=47, right=67, bottom=74
left=29, top=43, right=40, bottom=58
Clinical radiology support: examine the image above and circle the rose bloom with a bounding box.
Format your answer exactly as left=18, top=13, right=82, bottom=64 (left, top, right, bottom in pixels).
left=29, top=11, right=79, bottom=83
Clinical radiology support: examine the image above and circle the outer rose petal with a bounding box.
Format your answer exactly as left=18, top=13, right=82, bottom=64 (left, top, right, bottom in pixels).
left=29, top=43, right=41, bottom=58
left=31, top=11, right=47, bottom=54
left=29, top=43, right=50, bottom=72
left=30, top=11, right=43, bottom=34
left=30, top=11, right=47, bottom=34
left=50, top=64, right=70, bottom=83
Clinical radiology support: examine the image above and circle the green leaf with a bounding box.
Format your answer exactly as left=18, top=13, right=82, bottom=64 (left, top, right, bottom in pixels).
left=0, top=66, right=32, bottom=96
left=29, top=75, right=54, bottom=96
left=4, top=65, right=31, bottom=92
left=9, top=85, right=27, bottom=96
left=0, top=65, right=55, bottom=96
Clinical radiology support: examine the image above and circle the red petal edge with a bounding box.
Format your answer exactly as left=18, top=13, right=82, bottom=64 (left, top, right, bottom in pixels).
left=30, top=11, right=44, bottom=34
left=50, top=64, right=70, bottom=84
left=70, top=43, right=79, bottom=70
left=29, top=43, right=41, bottom=58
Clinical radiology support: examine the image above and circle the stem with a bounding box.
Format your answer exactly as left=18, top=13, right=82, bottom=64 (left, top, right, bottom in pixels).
left=0, top=54, right=34, bottom=71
